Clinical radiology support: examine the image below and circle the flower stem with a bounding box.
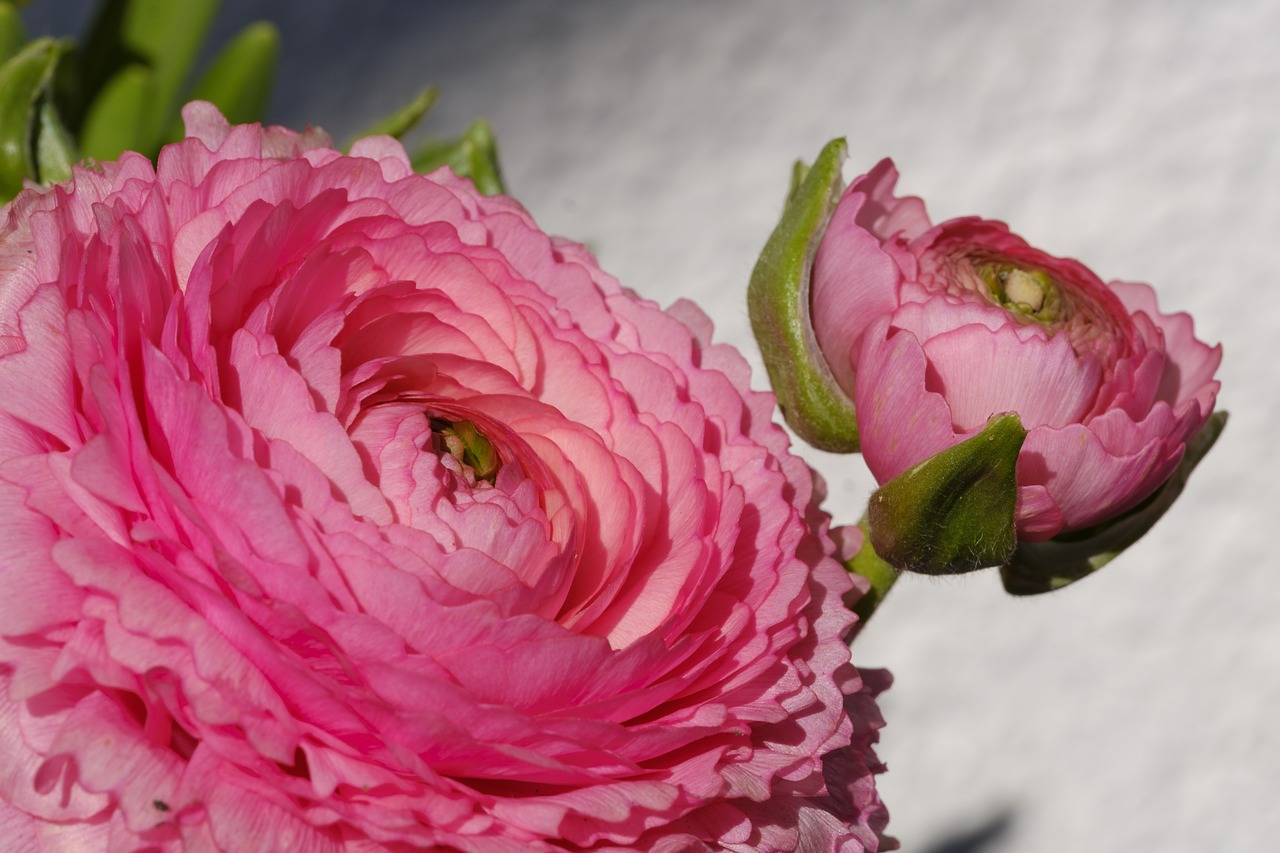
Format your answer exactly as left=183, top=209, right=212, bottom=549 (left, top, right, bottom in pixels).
left=847, top=516, right=899, bottom=628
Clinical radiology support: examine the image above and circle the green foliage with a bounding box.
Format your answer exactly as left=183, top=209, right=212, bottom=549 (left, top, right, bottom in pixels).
left=0, top=0, right=278, bottom=202
left=348, top=87, right=438, bottom=146
left=0, top=37, right=73, bottom=199
left=0, top=2, right=507, bottom=204
left=844, top=517, right=900, bottom=626
left=0, top=2, right=27, bottom=65
left=179, top=20, right=278, bottom=131
left=411, top=118, right=506, bottom=196
left=78, top=61, right=152, bottom=159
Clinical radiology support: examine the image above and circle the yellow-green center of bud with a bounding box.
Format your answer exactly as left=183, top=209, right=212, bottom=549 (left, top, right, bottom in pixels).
left=429, top=417, right=500, bottom=484
left=978, top=262, right=1064, bottom=324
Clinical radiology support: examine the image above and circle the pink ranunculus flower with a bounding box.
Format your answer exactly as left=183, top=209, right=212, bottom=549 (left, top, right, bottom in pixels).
left=811, top=159, right=1221, bottom=541
left=0, top=103, right=890, bottom=851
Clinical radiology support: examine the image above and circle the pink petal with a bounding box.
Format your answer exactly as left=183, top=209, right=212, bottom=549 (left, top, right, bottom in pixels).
left=1109, top=280, right=1222, bottom=413
left=854, top=317, right=962, bottom=483
left=1021, top=422, right=1184, bottom=529
left=811, top=187, right=906, bottom=390
left=1014, top=483, right=1067, bottom=541
left=920, top=320, right=1103, bottom=432
left=846, top=158, right=933, bottom=242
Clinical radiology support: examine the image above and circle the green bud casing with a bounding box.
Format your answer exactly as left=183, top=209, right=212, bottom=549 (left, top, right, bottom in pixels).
left=748, top=138, right=860, bottom=452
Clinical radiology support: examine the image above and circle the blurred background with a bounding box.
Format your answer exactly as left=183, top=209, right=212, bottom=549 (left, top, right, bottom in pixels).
left=24, top=1, right=1279, bottom=850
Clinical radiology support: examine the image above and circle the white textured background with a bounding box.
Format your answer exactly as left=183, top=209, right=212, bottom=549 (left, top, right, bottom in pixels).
left=26, top=2, right=1280, bottom=851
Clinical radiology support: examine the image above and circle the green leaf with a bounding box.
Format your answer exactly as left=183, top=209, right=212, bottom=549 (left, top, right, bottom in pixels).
left=181, top=21, right=277, bottom=129
left=411, top=119, right=506, bottom=196
left=120, top=0, right=221, bottom=150
left=78, top=62, right=154, bottom=161
left=0, top=2, right=28, bottom=65
left=868, top=413, right=1027, bottom=575
left=34, top=97, right=77, bottom=184
left=76, top=0, right=140, bottom=131
left=746, top=137, right=859, bottom=452
left=1001, top=411, right=1228, bottom=595
left=76, top=0, right=221, bottom=147
left=347, top=86, right=438, bottom=147
left=0, top=37, right=64, bottom=200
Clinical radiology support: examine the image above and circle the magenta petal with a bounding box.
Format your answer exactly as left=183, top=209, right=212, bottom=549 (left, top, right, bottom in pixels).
left=846, top=158, right=933, bottom=242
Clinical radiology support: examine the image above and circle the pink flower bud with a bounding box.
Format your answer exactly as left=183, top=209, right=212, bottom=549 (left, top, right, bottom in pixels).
left=812, top=159, right=1221, bottom=542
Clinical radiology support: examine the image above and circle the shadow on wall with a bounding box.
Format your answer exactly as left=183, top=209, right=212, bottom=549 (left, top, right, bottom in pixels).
left=921, top=809, right=1016, bottom=853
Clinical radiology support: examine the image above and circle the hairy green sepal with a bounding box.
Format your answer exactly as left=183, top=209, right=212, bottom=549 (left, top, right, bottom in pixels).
left=868, top=414, right=1026, bottom=575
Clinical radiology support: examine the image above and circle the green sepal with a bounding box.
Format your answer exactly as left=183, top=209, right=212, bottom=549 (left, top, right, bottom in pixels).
left=868, top=413, right=1027, bottom=575
left=411, top=119, right=506, bottom=196
left=845, top=517, right=899, bottom=626
left=747, top=137, right=859, bottom=452
left=178, top=21, right=278, bottom=131
left=78, top=62, right=154, bottom=161
left=0, top=2, right=27, bottom=65
left=0, top=37, right=67, bottom=200
left=347, top=87, right=438, bottom=148
left=1001, top=410, right=1228, bottom=595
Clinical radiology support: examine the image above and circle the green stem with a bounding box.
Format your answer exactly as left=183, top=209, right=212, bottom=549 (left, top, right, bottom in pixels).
left=846, top=515, right=899, bottom=628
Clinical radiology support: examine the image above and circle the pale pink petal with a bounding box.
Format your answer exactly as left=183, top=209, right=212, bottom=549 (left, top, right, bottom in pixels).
left=348, top=136, right=415, bottom=181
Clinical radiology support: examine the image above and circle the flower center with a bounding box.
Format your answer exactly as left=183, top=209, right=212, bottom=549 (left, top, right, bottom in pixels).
left=429, top=417, right=501, bottom=485
left=978, top=262, right=1064, bottom=325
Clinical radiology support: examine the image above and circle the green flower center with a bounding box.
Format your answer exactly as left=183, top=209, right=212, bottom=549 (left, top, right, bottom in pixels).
left=429, top=417, right=500, bottom=484
left=978, top=263, right=1064, bottom=325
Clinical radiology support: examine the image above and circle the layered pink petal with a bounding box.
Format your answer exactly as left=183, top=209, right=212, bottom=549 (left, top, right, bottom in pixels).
left=0, top=103, right=888, bottom=851
left=1021, top=422, right=1184, bottom=530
